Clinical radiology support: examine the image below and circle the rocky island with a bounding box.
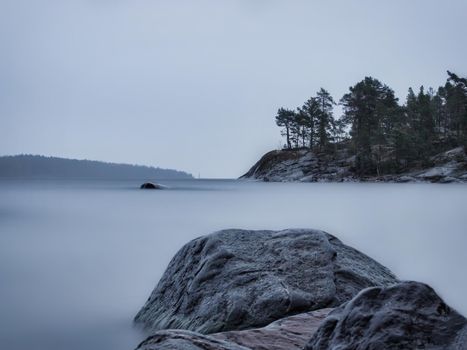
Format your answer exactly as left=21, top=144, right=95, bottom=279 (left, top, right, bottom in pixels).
left=242, top=71, right=467, bottom=183
left=133, top=229, right=466, bottom=349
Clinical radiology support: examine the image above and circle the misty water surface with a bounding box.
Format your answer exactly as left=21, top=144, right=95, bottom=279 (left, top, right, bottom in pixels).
left=0, top=179, right=466, bottom=350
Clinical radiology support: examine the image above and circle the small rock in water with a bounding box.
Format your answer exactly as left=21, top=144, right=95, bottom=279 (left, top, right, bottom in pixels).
left=140, top=182, right=164, bottom=189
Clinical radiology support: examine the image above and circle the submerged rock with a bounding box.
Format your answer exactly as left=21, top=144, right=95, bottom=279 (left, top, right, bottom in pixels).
left=134, top=229, right=396, bottom=334
left=305, top=281, right=467, bottom=350
left=137, top=308, right=332, bottom=350
left=140, top=182, right=164, bottom=189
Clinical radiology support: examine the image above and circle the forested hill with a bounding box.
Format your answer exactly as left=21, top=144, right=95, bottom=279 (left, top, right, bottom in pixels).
left=242, top=71, right=467, bottom=183
left=0, top=155, right=193, bottom=179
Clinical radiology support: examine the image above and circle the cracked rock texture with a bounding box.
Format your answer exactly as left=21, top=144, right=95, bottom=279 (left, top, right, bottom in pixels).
left=305, top=281, right=467, bottom=350
left=211, top=308, right=332, bottom=350
left=135, top=330, right=250, bottom=350
left=136, top=309, right=332, bottom=350
left=240, top=147, right=467, bottom=183
left=134, top=229, right=396, bottom=334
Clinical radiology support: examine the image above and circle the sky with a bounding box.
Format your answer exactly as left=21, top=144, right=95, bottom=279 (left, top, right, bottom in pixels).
left=1, top=0, right=466, bottom=178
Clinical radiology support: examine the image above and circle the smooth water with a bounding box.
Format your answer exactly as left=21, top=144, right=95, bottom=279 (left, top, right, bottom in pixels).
left=0, top=179, right=466, bottom=350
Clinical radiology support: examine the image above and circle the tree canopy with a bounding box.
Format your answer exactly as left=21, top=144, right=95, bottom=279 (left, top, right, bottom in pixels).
left=274, top=71, right=467, bottom=175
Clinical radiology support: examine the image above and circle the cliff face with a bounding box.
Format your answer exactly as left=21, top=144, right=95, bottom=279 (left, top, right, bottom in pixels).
left=240, top=147, right=467, bottom=183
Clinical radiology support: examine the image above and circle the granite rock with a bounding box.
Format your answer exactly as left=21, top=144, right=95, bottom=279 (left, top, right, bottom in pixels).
left=305, top=281, right=467, bottom=350
left=136, top=309, right=332, bottom=350
left=134, top=229, right=396, bottom=334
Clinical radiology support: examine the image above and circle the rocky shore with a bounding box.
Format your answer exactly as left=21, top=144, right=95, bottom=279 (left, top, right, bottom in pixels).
left=133, top=229, right=466, bottom=349
left=240, top=147, right=467, bottom=183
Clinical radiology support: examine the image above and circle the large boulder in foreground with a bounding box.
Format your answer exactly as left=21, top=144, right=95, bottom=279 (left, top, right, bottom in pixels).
left=137, top=308, right=332, bottom=350
left=305, top=281, right=467, bottom=350
left=134, top=229, right=396, bottom=334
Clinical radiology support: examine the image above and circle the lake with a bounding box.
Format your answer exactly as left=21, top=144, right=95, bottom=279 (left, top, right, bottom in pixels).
left=0, top=179, right=466, bottom=350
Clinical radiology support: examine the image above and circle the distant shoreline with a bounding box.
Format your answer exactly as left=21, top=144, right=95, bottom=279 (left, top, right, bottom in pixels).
left=0, top=154, right=193, bottom=180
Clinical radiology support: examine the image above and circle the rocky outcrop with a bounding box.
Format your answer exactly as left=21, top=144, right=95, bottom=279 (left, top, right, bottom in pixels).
left=305, top=281, right=467, bottom=350
left=240, top=149, right=355, bottom=182
left=134, top=229, right=396, bottom=334
left=136, top=308, right=332, bottom=350
left=135, top=282, right=467, bottom=350
left=211, top=308, right=332, bottom=350
left=240, top=147, right=467, bottom=183
left=136, top=330, right=249, bottom=350
left=133, top=229, right=466, bottom=350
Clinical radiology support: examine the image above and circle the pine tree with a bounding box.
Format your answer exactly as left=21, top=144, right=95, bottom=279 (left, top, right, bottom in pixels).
left=315, top=88, right=336, bottom=151
left=299, top=97, right=319, bottom=149
left=289, top=110, right=302, bottom=149
left=275, top=108, right=295, bottom=149
left=272, top=71, right=467, bottom=174
left=340, top=77, right=399, bottom=175
left=446, top=71, right=467, bottom=146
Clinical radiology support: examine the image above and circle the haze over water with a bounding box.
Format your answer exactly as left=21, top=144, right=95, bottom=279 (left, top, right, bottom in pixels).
left=2, top=1, right=466, bottom=178
left=0, top=179, right=466, bottom=350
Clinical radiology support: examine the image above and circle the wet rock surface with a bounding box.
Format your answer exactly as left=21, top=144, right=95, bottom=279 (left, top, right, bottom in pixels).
left=305, top=281, right=467, bottom=350
left=134, top=229, right=396, bottom=334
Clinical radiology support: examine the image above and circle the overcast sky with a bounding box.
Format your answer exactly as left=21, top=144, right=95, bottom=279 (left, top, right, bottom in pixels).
left=1, top=0, right=466, bottom=178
